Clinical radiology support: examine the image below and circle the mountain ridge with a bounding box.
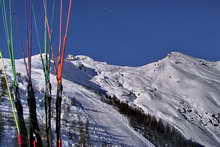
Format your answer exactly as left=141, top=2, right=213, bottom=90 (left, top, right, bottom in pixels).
left=0, top=52, right=219, bottom=146
left=68, top=52, right=220, bottom=146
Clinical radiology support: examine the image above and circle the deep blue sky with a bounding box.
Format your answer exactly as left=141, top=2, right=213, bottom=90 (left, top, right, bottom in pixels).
left=0, top=0, right=220, bottom=66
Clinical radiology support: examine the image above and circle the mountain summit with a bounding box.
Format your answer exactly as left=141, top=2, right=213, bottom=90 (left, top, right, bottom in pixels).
left=69, top=52, right=220, bottom=146
left=0, top=52, right=219, bottom=146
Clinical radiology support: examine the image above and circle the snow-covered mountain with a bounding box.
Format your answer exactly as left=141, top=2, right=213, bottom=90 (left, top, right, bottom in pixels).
left=67, top=52, right=220, bottom=147
left=0, top=52, right=220, bottom=146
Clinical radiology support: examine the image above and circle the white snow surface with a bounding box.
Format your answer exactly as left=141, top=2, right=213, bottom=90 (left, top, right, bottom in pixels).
left=0, top=52, right=220, bottom=146
left=0, top=54, right=154, bottom=147
left=68, top=52, right=220, bottom=147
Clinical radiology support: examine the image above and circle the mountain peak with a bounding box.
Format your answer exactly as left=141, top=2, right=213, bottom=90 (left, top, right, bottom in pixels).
left=1, top=51, right=219, bottom=146
left=167, top=51, right=194, bottom=60
left=68, top=55, right=94, bottom=61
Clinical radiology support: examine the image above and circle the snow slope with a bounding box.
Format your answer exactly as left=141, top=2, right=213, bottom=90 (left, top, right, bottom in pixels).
left=0, top=55, right=154, bottom=147
left=0, top=52, right=220, bottom=146
left=68, top=52, right=220, bottom=147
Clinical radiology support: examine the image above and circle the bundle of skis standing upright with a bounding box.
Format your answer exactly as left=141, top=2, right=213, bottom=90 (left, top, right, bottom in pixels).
left=0, top=0, right=73, bottom=146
